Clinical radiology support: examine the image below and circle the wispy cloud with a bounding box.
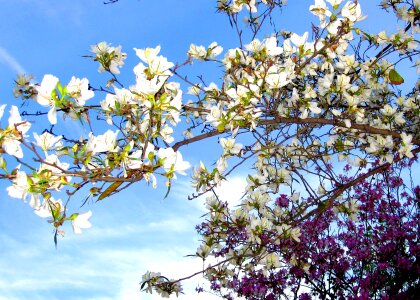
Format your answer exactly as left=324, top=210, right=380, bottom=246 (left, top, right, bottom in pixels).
left=0, top=196, right=219, bottom=300
left=0, top=47, right=26, bottom=74
left=0, top=232, right=218, bottom=299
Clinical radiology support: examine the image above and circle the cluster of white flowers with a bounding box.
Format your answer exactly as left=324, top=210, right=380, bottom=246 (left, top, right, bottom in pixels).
left=0, top=105, right=31, bottom=158
left=188, top=42, right=223, bottom=60
left=34, top=74, right=95, bottom=124
left=217, top=0, right=288, bottom=14
left=91, top=41, right=126, bottom=74
left=141, top=271, right=183, bottom=297
left=1, top=44, right=195, bottom=235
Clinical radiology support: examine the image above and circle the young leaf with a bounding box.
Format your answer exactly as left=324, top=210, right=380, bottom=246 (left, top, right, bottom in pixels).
left=389, top=69, right=404, bottom=85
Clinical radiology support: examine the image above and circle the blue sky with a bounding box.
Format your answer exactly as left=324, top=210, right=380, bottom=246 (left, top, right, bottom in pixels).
left=0, top=1, right=417, bottom=299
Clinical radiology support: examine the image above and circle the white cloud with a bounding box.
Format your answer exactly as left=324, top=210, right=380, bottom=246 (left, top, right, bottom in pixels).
left=214, top=175, right=247, bottom=207
left=0, top=196, right=217, bottom=300
left=173, top=175, right=248, bottom=212
left=0, top=47, right=26, bottom=74
left=0, top=237, right=217, bottom=299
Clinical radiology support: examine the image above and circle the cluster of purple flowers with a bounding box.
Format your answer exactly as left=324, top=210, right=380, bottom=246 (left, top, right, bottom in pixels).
left=197, top=162, right=419, bottom=299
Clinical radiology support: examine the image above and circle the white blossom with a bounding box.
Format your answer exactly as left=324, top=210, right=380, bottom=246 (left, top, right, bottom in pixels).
left=35, top=74, right=59, bottom=124
left=72, top=210, right=93, bottom=234
left=33, top=132, right=63, bottom=152
left=157, top=148, right=191, bottom=176
left=3, top=106, right=31, bottom=158
left=220, top=138, right=242, bottom=155
left=66, top=76, right=94, bottom=105
left=86, top=130, right=119, bottom=154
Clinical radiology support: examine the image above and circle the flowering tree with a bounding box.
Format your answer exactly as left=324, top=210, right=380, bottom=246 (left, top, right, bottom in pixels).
left=1, top=0, right=419, bottom=298
left=192, top=161, right=420, bottom=299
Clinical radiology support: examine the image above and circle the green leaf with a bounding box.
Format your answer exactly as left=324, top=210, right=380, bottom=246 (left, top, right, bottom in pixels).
left=56, top=82, right=63, bottom=95
left=0, top=157, right=6, bottom=170
left=334, top=139, right=344, bottom=152
left=54, top=229, right=58, bottom=249
left=389, top=69, right=404, bottom=85
left=318, top=201, right=327, bottom=210
left=97, top=181, right=123, bottom=201
left=68, top=213, right=79, bottom=221
left=164, top=181, right=171, bottom=199
left=217, top=123, right=225, bottom=132
left=51, top=202, right=62, bottom=220
left=159, top=92, right=167, bottom=103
